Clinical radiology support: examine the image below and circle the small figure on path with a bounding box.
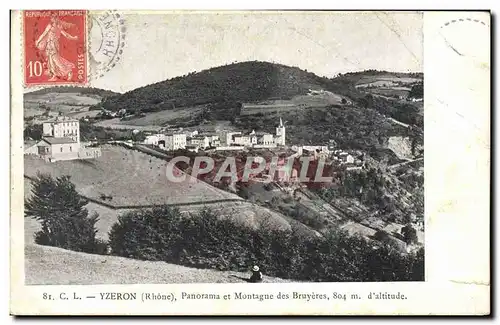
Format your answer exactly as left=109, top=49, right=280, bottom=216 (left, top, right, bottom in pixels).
left=249, top=265, right=263, bottom=283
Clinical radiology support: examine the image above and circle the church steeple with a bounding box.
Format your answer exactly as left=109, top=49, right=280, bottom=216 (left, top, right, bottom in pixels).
left=275, top=117, right=286, bottom=146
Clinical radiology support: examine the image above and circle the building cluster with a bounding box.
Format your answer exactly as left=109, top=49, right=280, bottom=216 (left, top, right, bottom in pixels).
left=290, top=145, right=364, bottom=170
left=24, top=116, right=101, bottom=162
left=144, top=118, right=286, bottom=152
left=96, top=108, right=136, bottom=120
left=331, top=149, right=364, bottom=170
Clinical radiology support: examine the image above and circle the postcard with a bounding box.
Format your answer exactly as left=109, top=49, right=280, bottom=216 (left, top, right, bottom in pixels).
left=10, top=10, right=490, bottom=315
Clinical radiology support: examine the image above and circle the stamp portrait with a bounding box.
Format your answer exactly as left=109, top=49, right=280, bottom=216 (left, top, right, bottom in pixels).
left=23, top=10, right=88, bottom=86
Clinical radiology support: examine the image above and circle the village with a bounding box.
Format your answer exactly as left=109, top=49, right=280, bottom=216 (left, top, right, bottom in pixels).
left=24, top=116, right=365, bottom=175
left=23, top=113, right=424, bottom=264
left=141, top=116, right=365, bottom=173
left=20, top=61, right=425, bottom=289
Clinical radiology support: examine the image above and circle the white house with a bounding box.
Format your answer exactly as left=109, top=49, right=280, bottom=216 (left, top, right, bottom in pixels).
left=42, top=116, right=79, bottom=142
left=164, top=133, right=187, bottom=151
left=25, top=117, right=101, bottom=162
left=338, top=152, right=355, bottom=164
left=258, top=133, right=275, bottom=146
left=203, top=133, right=221, bottom=147
left=144, top=134, right=163, bottom=146
left=233, top=134, right=252, bottom=146
left=188, top=135, right=210, bottom=149
left=224, top=132, right=242, bottom=146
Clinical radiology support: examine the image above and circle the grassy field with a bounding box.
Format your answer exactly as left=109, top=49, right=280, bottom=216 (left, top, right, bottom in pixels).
left=94, top=118, right=163, bottom=131
left=241, top=92, right=345, bottom=116
left=369, top=88, right=411, bottom=98
left=23, top=91, right=103, bottom=125
left=22, top=144, right=303, bottom=285
left=387, top=136, right=413, bottom=160
left=24, top=92, right=101, bottom=106
left=354, top=75, right=421, bottom=87
left=25, top=145, right=243, bottom=206
left=120, top=106, right=205, bottom=126
left=94, top=106, right=205, bottom=130
left=25, top=244, right=290, bottom=284
left=23, top=153, right=305, bottom=285
left=353, top=74, right=420, bottom=100
left=24, top=145, right=303, bottom=236
left=24, top=178, right=132, bottom=241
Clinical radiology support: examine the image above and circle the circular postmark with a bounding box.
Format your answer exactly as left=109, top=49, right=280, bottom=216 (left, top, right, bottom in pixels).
left=439, top=17, right=489, bottom=65
left=88, top=10, right=126, bottom=79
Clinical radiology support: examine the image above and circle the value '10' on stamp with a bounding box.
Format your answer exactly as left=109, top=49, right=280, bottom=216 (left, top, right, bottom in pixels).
left=23, top=10, right=88, bottom=86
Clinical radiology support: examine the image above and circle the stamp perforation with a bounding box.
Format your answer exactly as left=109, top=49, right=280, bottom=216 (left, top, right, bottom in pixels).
left=23, top=10, right=89, bottom=88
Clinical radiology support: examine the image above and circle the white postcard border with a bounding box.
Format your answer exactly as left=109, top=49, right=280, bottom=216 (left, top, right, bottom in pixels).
left=9, top=10, right=490, bottom=315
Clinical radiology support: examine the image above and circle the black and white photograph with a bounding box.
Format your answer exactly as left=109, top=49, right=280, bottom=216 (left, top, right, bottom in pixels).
left=9, top=8, right=490, bottom=316
left=21, top=11, right=425, bottom=285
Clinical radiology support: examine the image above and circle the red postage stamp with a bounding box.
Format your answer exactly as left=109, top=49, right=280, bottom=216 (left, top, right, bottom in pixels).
left=23, top=10, right=88, bottom=86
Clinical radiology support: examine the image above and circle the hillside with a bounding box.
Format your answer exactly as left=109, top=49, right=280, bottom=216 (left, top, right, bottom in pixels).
left=24, top=145, right=316, bottom=237
left=24, top=86, right=119, bottom=98
left=99, top=61, right=421, bottom=113
left=25, top=244, right=289, bottom=284
left=99, top=61, right=368, bottom=113
left=94, top=61, right=422, bottom=148
left=24, top=87, right=120, bottom=123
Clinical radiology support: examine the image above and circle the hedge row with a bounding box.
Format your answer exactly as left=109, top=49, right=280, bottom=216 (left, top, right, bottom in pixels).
left=108, top=206, right=424, bottom=282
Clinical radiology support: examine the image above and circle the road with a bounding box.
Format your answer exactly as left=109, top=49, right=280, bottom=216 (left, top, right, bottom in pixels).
left=388, top=157, right=424, bottom=170
left=387, top=117, right=410, bottom=128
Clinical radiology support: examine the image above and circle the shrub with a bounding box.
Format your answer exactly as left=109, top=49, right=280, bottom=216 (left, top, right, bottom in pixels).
left=24, top=124, right=43, bottom=141
left=373, top=230, right=391, bottom=242
left=108, top=206, right=424, bottom=282
left=401, top=224, right=418, bottom=244
left=93, top=238, right=110, bottom=255
left=25, top=173, right=101, bottom=253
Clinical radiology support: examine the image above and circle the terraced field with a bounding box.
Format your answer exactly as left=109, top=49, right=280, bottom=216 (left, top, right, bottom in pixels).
left=25, top=145, right=242, bottom=206
left=24, top=145, right=308, bottom=237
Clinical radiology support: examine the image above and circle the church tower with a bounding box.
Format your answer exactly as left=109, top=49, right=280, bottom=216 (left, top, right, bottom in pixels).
left=275, top=117, right=286, bottom=146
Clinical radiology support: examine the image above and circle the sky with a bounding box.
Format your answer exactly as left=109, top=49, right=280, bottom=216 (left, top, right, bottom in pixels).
left=86, top=11, right=423, bottom=93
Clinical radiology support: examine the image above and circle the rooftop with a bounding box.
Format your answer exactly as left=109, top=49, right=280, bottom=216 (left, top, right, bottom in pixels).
left=24, top=140, right=38, bottom=148
left=190, top=135, right=208, bottom=140
left=165, top=132, right=186, bottom=137
left=41, top=137, right=77, bottom=145
left=255, top=131, right=272, bottom=136
left=232, top=134, right=251, bottom=139
left=44, top=116, right=79, bottom=123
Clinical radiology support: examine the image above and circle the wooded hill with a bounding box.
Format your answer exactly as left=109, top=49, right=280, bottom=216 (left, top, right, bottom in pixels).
left=100, top=61, right=333, bottom=112
left=25, top=86, right=120, bottom=99
left=99, top=61, right=420, bottom=112
left=97, top=61, right=423, bottom=127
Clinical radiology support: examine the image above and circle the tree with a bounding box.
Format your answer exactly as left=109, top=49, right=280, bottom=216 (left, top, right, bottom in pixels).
left=409, top=83, right=423, bottom=98
left=401, top=224, right=418, bottom=244
left=373, top=230, right=390, bottom=242
left=25, top=173, right=100, bottom=253
left=24, top=124, right=43, bottom=141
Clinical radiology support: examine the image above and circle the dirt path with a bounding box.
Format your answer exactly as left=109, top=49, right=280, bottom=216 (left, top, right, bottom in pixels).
left=388, top=157, right=424, bottom=170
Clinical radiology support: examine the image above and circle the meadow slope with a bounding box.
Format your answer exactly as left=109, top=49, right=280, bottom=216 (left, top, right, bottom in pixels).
left=24, top=145, right=316, bottom=237
left=25, top=244, right=290, bottom=285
